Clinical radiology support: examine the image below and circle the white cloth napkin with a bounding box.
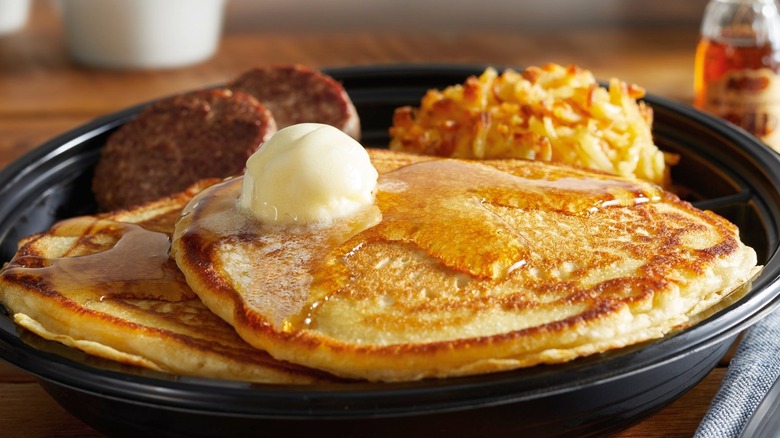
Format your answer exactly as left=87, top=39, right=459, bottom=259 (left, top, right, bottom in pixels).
left=695, top=309, right=780, bottom=437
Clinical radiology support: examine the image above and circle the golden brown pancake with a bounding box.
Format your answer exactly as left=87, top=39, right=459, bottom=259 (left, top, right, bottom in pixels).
left=0, top=180, right=339, bottom=384
left=172, top=149, right=760, bottom=382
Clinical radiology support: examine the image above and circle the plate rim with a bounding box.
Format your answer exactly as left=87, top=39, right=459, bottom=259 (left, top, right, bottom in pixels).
left=0, top=63, right=779, bottom=420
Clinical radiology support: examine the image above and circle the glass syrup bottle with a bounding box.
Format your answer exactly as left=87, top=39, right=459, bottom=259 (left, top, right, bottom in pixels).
left=694, top=0, right=780, bottom=152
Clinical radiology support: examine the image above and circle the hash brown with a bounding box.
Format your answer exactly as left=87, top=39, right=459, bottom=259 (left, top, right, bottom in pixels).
left=389, top=64, right=676, bottom=186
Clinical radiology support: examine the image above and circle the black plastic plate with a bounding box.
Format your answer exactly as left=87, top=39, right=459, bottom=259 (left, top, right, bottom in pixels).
left=1, top=64, right=779, bottom=437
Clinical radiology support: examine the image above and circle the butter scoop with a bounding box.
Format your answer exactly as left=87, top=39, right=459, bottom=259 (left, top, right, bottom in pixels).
left=239, top=123, right=378, bottom=224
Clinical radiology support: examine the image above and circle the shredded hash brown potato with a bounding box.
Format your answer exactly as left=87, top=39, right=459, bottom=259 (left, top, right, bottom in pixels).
left=389, top=64, right=677, bottom=186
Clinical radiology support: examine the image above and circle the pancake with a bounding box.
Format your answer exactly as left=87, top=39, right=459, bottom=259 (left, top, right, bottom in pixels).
left=172, top=149, right=760, bottom=382
left=0, top=180, right=339, bottom=384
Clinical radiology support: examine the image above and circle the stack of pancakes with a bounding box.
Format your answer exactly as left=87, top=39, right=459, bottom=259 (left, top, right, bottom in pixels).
left=0, top=148, right=760, bottom=383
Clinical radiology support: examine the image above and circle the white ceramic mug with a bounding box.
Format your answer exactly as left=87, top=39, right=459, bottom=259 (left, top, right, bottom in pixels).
left=0, top=0, right=30, bottom=35
left=59, top=0, right=227, bottom=69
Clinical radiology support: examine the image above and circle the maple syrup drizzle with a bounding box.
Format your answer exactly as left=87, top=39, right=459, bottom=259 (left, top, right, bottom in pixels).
left=368, top=160, right=662, bottom=279
left=179, top=159, right=663, bottom=332
left=175, top=177, right=382, bottom=331
left=2, top=217, right=189, bottom=303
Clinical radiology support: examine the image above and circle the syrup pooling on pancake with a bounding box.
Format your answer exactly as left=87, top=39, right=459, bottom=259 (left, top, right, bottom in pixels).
left=176, top=158, right=665, bottom=334
left=174, top=177, right=382, bottom=329
left=370, top=160, right=663, bottom=279
left=3, top=217, right=191, bottom=303
left=0, top=191, right=341, bottom=384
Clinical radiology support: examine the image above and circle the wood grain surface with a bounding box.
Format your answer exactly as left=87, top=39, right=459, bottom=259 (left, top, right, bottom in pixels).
left=0, top=1, right=746, bottom=436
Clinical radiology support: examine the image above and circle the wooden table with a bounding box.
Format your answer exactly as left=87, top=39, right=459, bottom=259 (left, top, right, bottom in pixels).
left=0, top=1, right=737, bottom=436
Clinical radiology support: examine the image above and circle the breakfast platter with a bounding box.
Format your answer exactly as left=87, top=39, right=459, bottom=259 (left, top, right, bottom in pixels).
left=0, top=64, right=779, bottom=437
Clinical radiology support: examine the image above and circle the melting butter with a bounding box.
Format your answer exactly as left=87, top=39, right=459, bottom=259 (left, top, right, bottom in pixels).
left=239, top=123, right=378, bottom=225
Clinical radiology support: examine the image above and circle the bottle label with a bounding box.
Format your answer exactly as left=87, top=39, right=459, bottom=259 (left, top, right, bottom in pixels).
left=700, top=67, right=780, bottom=152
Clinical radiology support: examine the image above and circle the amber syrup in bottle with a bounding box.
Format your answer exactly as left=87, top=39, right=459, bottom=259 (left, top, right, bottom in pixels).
left=694, top=0, right=780, bottom=151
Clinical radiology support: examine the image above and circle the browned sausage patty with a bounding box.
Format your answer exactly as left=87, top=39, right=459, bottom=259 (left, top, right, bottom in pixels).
left=228, top=65, right=361, bottom=140
left=92, top=88, right=277, bottom=211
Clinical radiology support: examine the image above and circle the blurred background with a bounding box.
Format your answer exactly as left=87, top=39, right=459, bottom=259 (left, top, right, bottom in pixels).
left=225, top=0, right=709, bottom=31
left=0, top=0, right=715, bottom=168
left=0, top=0, right=711, bottom=167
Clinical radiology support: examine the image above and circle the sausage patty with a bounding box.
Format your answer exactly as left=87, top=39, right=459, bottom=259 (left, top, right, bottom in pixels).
left=229, top=65, right=361, bottom=140
left=92, top=88, right=276, bottom=211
